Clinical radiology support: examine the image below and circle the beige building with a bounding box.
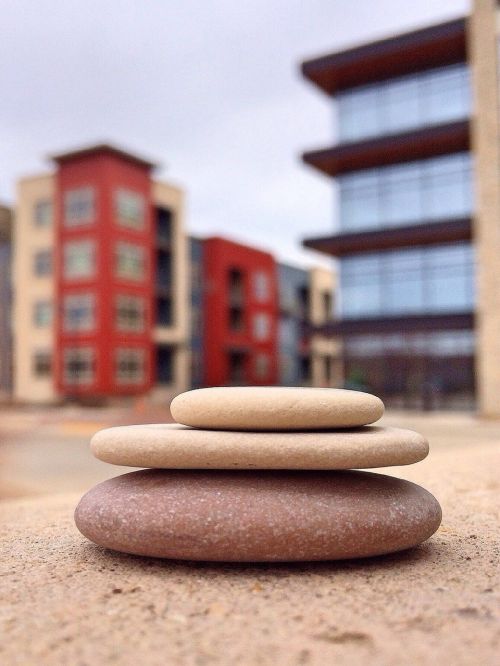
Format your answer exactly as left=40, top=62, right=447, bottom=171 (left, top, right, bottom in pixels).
left=14, top=175, right=56, bottom=403
left=308, top=267, right=342, bottom=388
left=468, top=0, right=500, bottom=417
left=150, top=180, right=190, bottom=403
left=13, top=145, right=189, bottom=404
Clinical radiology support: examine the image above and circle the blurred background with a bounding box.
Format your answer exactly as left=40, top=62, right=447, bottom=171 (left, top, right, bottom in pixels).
left=3, top=0, right=500, bottom=499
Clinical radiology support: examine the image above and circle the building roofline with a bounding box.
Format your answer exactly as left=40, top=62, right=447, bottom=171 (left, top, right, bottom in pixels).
left=50, top=143, right=159, bottom=171
left=301, top=16, right=467, bottom=95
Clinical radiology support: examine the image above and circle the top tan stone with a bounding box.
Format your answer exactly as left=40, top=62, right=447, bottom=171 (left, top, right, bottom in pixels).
left=170, top=387, right=384, bottom=431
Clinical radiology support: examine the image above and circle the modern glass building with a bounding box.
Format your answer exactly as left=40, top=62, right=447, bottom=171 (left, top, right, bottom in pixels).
left=301, top=6, right=500, bottom=414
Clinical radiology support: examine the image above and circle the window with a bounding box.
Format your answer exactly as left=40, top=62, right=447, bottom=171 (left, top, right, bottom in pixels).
left=33, top=351, right=52, bottom=377
left=340, top=242, right=475, bottom=318
left=337, top=63, right=470, bottom=143
left=229, top=306, right=244, bottom=331
left=229, top=268, right=244, bottom=304
left=322, top=291, right=332, bottom=322
left=157, top=249, right=171, bottom=286
left=116, top=295, right=145, bottom=332
left=344, top=330, right=475, bottom=358
left=157, top=296, right=172, bottom=326
left=253, top=271, right=270, bottom=302
left=63, top=347, right=95, bottom=385
left=253, top=313, right=270, bottom=341
left=338, top=153, right=472, bottom=232
left=34, top=250, right=52, bottom=276
left=156, top=207, right=173, bottom=242
left=34, top=200, right=52, bottom=227
left=63, top=240, right=95, bottom=279
left=33, top=301, right=52, bottom=327
left=299, top=355, right=311, bottom=383
left=255, top=353, right=270, bottom=379
left=115, top=189, right=145, bottom=230
left=115, top=242, right=146, bottom=281
left=157, top=345, right=173, bottom=384
left=298, top=286, right=309, bottom=319
left=228, top=351, right=246, bottom=383
left=64, top=187, right=95, bottom=227
left=63, top=294, right=95, bottom=332
left=324, top=356, right=333, bottom=385
left=115, top=348, right=146, bottom=384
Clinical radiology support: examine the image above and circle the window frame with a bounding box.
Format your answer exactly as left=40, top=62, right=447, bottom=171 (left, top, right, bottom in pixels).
left=115, top=347, right=146, bottom=385
left=63, top=347, right=95, bottom=386
left=64, top=187, right=96, bottom=228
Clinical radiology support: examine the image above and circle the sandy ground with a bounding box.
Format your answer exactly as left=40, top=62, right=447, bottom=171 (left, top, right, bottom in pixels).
left=1, top=409, right=499, bottom=664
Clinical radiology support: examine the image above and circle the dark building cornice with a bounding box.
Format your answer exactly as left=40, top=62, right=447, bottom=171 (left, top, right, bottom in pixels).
left=301, top=17, right=467, bottom=95
left=303, top=217, right=472, bottom=257
left=318, top=312, right=474, bottom=337
left=50, top=143, right=158, bottom=171
left=302, top=120, right=470, bottom=177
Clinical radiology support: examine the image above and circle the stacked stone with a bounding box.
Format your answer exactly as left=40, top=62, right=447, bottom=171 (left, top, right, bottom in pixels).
left=75, top=387, right=441, bottom=562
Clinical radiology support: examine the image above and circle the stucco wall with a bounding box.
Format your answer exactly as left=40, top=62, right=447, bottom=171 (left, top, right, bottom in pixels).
left=14, top=175, right=56, bottom=403
left=469, top=0, right=500, bottom=417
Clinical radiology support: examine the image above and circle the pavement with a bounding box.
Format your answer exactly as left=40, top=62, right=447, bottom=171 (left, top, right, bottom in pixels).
left=0, top=409, right=499, bottom=664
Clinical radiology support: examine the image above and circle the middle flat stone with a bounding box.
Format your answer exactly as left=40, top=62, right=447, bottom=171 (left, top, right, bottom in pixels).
left=91, top=424, right=429, bottom=470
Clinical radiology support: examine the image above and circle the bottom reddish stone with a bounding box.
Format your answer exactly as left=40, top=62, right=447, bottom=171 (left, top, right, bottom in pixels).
left=74, top=469, right=441, bottom=561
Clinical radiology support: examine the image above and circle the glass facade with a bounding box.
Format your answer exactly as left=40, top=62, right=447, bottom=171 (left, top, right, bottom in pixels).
left=344, top=330, right=474, bottom=358
left=339, top=152, right=472, bottom=232
left=343, top=330, right=475, bottom=409
left=337, top=63, right=470, bottom=143
left=340, top=242, right=474, bottom=319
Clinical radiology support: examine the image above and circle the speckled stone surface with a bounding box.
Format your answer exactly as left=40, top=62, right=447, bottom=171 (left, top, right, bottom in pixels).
left=170, top=387, right=385, bottom=430
left=1, top=430, right=499, bottom=666
left=91, top=423, right=428, bottom=469
left=74, top=469, right=441, bottom=561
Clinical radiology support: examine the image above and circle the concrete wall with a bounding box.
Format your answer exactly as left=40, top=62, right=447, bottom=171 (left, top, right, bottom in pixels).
left=14, top=175, right=56, bottom=403
left=469, top=0, right=500, bottom=417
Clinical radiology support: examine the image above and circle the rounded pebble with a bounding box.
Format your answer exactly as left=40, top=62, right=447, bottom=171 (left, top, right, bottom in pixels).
left=74, top=469, right=442, bottom=561
left=170, top=387, right=384, bottom=431
left=91, top=424, right=428, bottom=470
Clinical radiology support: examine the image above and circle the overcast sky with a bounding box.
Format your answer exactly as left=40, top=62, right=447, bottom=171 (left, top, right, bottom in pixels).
left=1, top=0, right=469, bottom=266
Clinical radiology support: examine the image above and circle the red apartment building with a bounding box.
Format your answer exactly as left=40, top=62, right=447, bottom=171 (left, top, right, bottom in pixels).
left=199, top=237, right=279, bottom=386
left=54, top=147, right=155, bottom=397
left=14, top=144, right=190, bottom=403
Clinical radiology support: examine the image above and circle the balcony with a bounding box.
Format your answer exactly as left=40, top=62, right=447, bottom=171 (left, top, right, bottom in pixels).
left=302, top=120, right=470, bottom=177
left=301, top=18, right=466, bottom=95
left=303, top=217, right=472, bottom=257
left=313, top=311, right=474, bottom=337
